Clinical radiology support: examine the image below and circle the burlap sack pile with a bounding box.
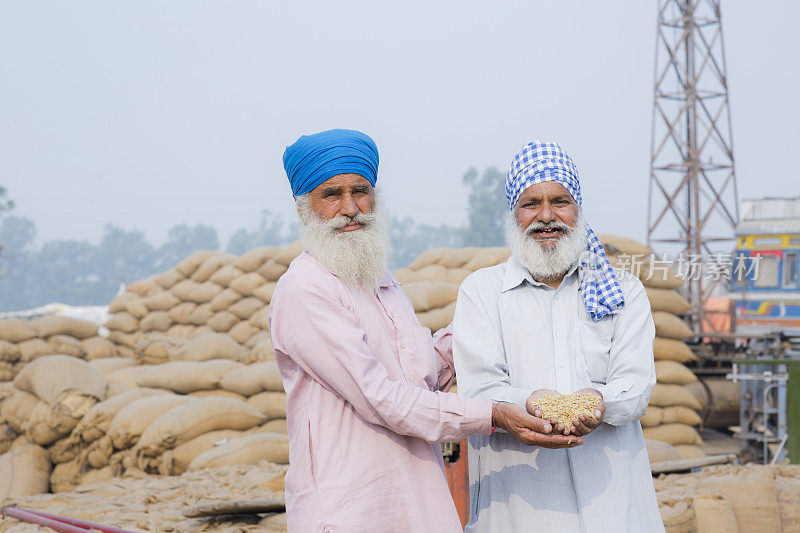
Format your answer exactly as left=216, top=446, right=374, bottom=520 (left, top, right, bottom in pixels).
left=103, top=241, right=304, bottom=364
left=0, top=351, right=289, bottom=500
left=599, top=235, right=704, bottom=459
left=0, top=354, right=109, bottom=500
left=395, top=247, right=510, bottom=330
left=51, top=383, right=286, bottom=493
left=0, top=360, right=289, bottom=499
left=0, top=316, right=115, bottom=382
left=0, top=241, right=305, bottom=503
left=117, top=359, right=288, bottom=479
left=654, top=464, right=800, bottom=533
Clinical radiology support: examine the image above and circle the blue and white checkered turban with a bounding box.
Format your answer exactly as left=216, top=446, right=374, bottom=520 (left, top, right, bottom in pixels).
left=506, top=141, right=625, bottom=320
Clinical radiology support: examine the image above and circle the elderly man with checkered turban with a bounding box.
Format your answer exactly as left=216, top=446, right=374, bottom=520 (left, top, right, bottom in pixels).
left=452, top=141, right=663, bottom=532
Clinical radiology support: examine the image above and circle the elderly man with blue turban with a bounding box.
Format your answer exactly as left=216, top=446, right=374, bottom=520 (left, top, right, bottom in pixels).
left=269, top=130, right=581, bottom=532
left=453, top=141, right=663, bottom=532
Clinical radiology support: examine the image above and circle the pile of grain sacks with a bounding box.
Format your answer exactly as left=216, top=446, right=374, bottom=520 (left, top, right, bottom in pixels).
left=104, top=242, right=304, bottom=363
left=0, top=316, right=116, bottom=381
left=1, top=242, right=307, bottom=502
left=0, top=354, right=289, bottom=500
left=395, top=247, right=510, bottom=331
left=655, top=464, right=800, bottom=532
left=598, top=235, right=703, bottom=458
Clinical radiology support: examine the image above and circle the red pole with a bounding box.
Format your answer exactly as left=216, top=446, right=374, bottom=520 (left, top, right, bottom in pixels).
left=1, top=506, right=138, bottom=533
left=443, top=438, right=470, bottom=528
left=1, top=507, right=95, bottom=533
left=23, top=508, right=138, bottom=533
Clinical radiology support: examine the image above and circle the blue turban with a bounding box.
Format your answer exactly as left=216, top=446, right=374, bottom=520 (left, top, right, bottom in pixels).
left=282, top=129, right=379, bottom=197
left=505, top=141, right=625, bottom=320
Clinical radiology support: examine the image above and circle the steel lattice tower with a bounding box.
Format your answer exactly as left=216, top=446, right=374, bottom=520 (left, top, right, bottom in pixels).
left=647, top=0, right=739, bottom=333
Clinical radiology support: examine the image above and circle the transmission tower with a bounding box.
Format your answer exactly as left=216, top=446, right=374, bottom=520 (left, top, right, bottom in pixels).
left=647, top=0, right=739, bottom=334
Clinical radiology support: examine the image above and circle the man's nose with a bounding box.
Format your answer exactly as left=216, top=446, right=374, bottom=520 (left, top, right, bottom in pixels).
left=537, top=202, right=556, bottom=224
left=339, top=194, right=359, bottom=217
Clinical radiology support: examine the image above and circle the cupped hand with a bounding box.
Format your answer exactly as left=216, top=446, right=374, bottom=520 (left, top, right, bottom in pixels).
left=567, top=388, right=605, bottom=437
left=525, top=389, right=566, bottom=434
left=493, top=402, right=583, bottom=449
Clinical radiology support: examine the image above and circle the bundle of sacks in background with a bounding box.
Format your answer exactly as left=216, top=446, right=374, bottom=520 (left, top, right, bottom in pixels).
left=0, top=316, right=115, bottom=381
left=654, top=463, right=800, bottom=533
left=0, top=354, right=289, bottom=500
left=395, top=247, right=510, bottom=331
left=1, top=240, right=305, bottom=502
left=0, top=355, right=107, bottom=500
left=598, top=235, right=703, bottom=459
left=104, top=241, right=304, bottom=364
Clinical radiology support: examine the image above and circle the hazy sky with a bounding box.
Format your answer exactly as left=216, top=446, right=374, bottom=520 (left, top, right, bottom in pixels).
left=1, top=1, right=798, bottom=248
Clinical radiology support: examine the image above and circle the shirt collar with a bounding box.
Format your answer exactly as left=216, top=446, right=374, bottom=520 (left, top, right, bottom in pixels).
left=501, top=253, right=580, bottom=293
left=380, top=270, right=400, bottom=288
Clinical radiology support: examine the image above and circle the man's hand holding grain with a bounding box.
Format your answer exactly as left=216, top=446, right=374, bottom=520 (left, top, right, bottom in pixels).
left=527, top=389, right=606, bottom=437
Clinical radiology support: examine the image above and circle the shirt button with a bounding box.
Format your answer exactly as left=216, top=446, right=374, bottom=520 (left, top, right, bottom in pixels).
left=400, top=344, right=407, bottom=349
left=556, top=332, right=563, bottom=338
left=558, top=362, right=565, bottom=369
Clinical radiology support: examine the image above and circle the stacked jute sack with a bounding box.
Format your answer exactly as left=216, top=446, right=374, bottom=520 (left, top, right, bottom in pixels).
left=0, top=354, right=289, bottom=501
left=1, top=241, right=307, bottom=503
left=104, top=241, right=304, bottom=363
left=395, top=247, right=510, bottom=331
left=599, top=235, right=703, bottom=459
left=0, top=316, right=116, bottom=381
left=655, top=464, right=800, bottom=533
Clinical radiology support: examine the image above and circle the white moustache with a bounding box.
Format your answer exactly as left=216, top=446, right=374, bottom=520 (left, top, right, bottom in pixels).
left=525, top=221, right=572, bottom=236
left=327, top=211, right=376, bottom=230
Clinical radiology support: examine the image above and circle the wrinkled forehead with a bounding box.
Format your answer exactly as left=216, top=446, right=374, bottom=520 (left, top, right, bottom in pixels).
left=515, top=181, right=575, bottom=205
left=312, top=173, right=374, bottom=193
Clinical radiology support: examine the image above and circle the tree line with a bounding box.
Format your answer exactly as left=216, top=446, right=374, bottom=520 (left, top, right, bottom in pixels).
left=0, top=168, right=507, bottom=312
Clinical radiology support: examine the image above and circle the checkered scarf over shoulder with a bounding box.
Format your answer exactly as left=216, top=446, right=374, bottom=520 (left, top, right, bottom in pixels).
left=505, top=140, right=625, bottom=320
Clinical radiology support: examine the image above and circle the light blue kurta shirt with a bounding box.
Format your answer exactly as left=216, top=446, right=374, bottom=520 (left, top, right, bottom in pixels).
left=453, top=255, right=664, bottom=532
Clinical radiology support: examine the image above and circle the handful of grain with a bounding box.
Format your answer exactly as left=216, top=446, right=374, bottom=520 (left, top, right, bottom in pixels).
left=535, top=393, right=601, bottom=430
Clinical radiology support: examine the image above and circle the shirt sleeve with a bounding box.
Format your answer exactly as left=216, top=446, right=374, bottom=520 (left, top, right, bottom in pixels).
left=594, top=273, right=657, bottom=426
left=269, top=273, right=493, bottom=443
left=432, top=323, right=455, bottom=392
left=452, top=276, right=533, bottom=408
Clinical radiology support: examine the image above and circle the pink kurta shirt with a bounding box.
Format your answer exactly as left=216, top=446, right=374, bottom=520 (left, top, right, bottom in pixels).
left=268, top=251, right=493, bottom=532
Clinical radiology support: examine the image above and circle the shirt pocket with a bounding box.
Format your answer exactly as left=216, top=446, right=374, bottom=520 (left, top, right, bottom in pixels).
left=400, top=325, right=438, bottom=391
left=577, top=316, right=614, bottom=385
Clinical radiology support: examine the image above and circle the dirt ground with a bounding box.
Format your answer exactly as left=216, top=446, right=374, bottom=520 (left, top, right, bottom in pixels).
left=0, top=462, right=288, bottom=532
left=5, top=462, right=799, bottom=532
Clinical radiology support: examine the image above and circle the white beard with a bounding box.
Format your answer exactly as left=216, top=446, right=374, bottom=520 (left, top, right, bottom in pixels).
left=505, top=210, right=588, bottom=283
left=296, top=194, right=391, bottom=293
